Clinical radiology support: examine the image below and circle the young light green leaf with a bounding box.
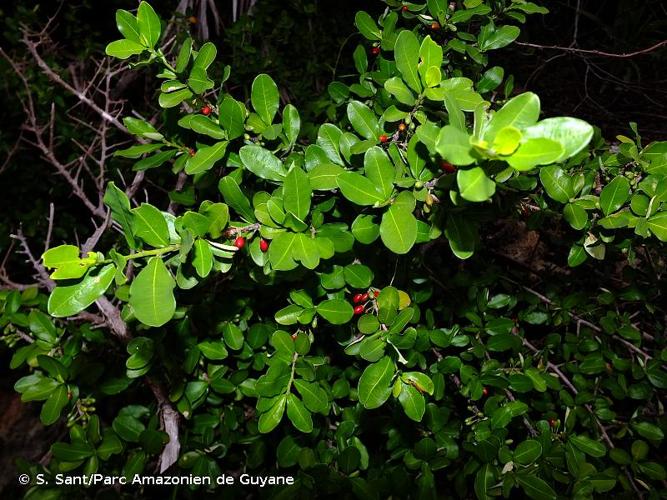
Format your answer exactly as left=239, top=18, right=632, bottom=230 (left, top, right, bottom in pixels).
left=457, top=167, right=496, bottom=202
left=436, top=125, right=475, bottom=165
left=384, top=77, right=416, bottom=106
left=479, top=25, right=520, bottom=51
left=358, top=356, right=395, bottom=409
left=352, top=215, right=380, bottom=244
left=158, top=88, right=193, bottom=109
left=105, top=40, right=146, bottom=60
left=137, top=2, right=161, bottom=48
left=129, top=257, right=176, bottom=327
left=483, top=92, right=540, bottom=143
left=506, top=138, right=563, bottom=171
left=523, top=117, right=594, bottom=162
left=115, top=10, right=141, bottom=42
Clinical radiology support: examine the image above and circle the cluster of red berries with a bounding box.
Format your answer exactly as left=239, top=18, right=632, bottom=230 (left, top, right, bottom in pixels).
left=351, top=290, right=381, bottom=315
left=233, top=236, right=270, bottom=253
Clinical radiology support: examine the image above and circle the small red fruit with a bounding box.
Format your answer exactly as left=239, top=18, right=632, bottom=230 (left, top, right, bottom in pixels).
left=482, top=387, right=489, bottom=396
left=398, top=122, right=407, bottom=132
left=379, top=134, right=389, bottom=143
left=353, top=305, right=364, bottom=315
left=548, top=418, right=557, bottom=428
left=402, top=5, right=409, bottom=12
left=370, top=46, right=381, bottom=56
left=431, top=21, right=441, bottom=30
left=201, top=105, right=212, bottom=116
left=440, top=160, right=456, bottom=173
left=360, top=293, right=369, bottom=302
left=353, top=293, right=364, bottom=304
left=259, top=239, right=269, bottom=252
left=188, top=148, right=196, bottom=156
left=233, top=236, right=246, bottom=249
left=374, top=290, right=380, bottom=298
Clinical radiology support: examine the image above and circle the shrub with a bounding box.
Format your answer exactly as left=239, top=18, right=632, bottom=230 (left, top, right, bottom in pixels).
left=3, top=1, right=666, bottom=498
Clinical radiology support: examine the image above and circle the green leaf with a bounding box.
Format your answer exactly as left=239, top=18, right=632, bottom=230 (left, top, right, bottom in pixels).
left=477, top=66, right=504, bottom=93
left=129, top=257, right=176, bottom=327
left=115, top=10, right=141, bottom=42
left=123, top=117, right=163, bottom=141
left=283, top=104, right=300, bottom=146
left=358, top=356, right=395, bottom=409
left=384, top=77, right=415, bottom=106
left=268, top=232, right=298, bottom=271
left=175, top=37, right=192, bottom=73
left=192, top=239, right=213, bottom=278
left=515, top=475, right=557, bottom=500
left=570, top=435, right=607, bottom=457
left=641, top=141, right=667, bottom=175
left=479, top=25, right=520, bottom=51
left=352, top=215, right=380, bottom=244
left=539, top=166, right=575, bottom=203
left=436, top=125, right=475, bottom=165
left=105, top=40, right=146, bottom=60
left=185, top=141, right=227, bottom=175
left=158, top=88, right=193, bottom=109
left=337, top=172, right=386, bottom=206
left=484, top=92, right=540, bottom=143
left=42, top=245, right=93, bottom=280
left=394, top=30, right=422, bottom=93
left=419, top=35, right=443, bottom=86
left=104, top=182, right=136, bottom=248
left=599, top=176, right=631, bottom=216
left=292, top=234, right=320, bottom=270
left=258, top=396, right=286, bottom=433
left=632, top=421, right=664, bottom=441
left=40, top=384, right=69, bottom=425
left=364, top=147, right=395, bottom=199
left=308, top=163, right=344, bottom=191
left=402, top=372, right=434, bottom=395
left=344, top=264, right=374, bottom=289
left=398, top=383, right=425, bottom=421
left=51, top=442, right=95, bottom=462
left=219, top=96, right=246, bottom=140
left=132, top=149, right=176, bottom=171
left=355, top=11, right=381, bottom=40
left=457, top=167, right=496, bottom=202
left=563, top=203, right=588, bottom=230
left=132, top=204, right=169, bottom=247
left=218, top=176, right=255, bottom=222
left=317, top=124, right=344, bottom=165
left=492, top=126, right=522, bottom=155
left=523, top=117, right=593, bottom=162
left=647, top=212, right=667, bottom=241
left=198, top=340, right=228, bottom=360
left=286, top=394, right=313, bottom=433
left=347, top=101, right=379, bottom=140
left=474, top=464, right=495, bottom=500
left=136, top=2, right=161, bottom=48
left=445, top=214, right=476, bottom=259
left=188, top=116, right=225, bottom=139
left=317, top=299, right=354, bottom=325
left=251, top=74, right=280, bottom=126
left=283, top=167, right=312, bottom=221
left=193, top=42, right=217, bottom=69
left=507, top=138, right=563, bottom=171
left=187, top=66, right=214, bottom=94
left=380, top=203, right=418, bottom=254
left=239, top=145, right=286, bottom=182
left=294, top=380, right=328, bottom=413
left=514, top=440, right=543, bottom=465
left=48, top=265, right=116, bottom=317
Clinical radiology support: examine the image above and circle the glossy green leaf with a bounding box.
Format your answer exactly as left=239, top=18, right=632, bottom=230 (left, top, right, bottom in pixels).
left=457, top=167, right=496, bottom=202
left=394, top=30, right=422, bottom=93
left=398, top=383, right=425, bottom=422
left=347, top=101, right=379, bottom=140
left=507, top=138, right=563, bottom=171
left=647, top=212, right=667, bottom=241
left=354, top=11, right=381, bottom=40
left=239, top=145, right=286, bottom=182
left=129, top=257, right=176, bottom=327
left=516, top=475, right=557, bottom=500
left=479, top=25, right=520, bottom=51
left=286, top=394, right=313, bottom=433
left=132, top=204, right=169, bottom=247
left=192, top=239, right=213, bottom=278
left=48, top=264, right=116, bottom=317
left=193, top=42, right=217, bottom=69
left=158, top=88, right=193, bottom=109
left=563, top=203, right=588, bottom=230
left=219, top=96, right=246, bottom=140
left=185, top=141, right=227, bottom=175
left=514, top=440, right=543, bottom=465
left=268, top=232, right=298, bottom=271
left=599, top=176, right=631, bottom=216
left=317, top=299, right=354, bottom=325
left=358, top=356, right=395, bottom=409
left=283, top=167, right=312, bottom=221
left=308, top=163, right=344, bottom=191
left=251, top=74, right=280, bottom=126
left=570, top=435, right=607, bottom=457
left=539, top=166, right=574, bottom=203
left=364, top=147, right=395, bottom=199
left=523, top=117, right=594, bottom=162
left=380, top=203, right=418, bottom=254
left=436, top=125, right=475, bottom=165
left=283, top=104, right=300, bottom=146
left=40, top=384, right=69, bottom=425
left=337, top=172, right=386, bottom=206
left=187, top=66, right=214, bottom=94
left=218, top=176, right=255, bottom=222
left=137, top=2, right=161, bottom=48
left=115, top=10, right=141, bottom=42
left=258, top=396, right=286, bottom=433
left=483, top=92, right=540, bottom=143
left=352, top=215, right=380, bottom=244
left=105, top=40, right=146, bottom=60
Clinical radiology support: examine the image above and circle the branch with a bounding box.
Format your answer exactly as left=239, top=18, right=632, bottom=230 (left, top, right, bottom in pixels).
left=515, top=39, right=667, bottom=59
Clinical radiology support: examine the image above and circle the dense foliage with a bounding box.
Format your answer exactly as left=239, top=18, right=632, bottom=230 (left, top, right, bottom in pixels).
left=2, top=0, right=666, bottom=498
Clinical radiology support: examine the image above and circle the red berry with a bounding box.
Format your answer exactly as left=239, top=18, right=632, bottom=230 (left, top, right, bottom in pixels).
left=398, top=123, right=407, bottom=132
left=353, top=293, right=364, bottom=304
left=188, top=148, right=196, bottom=156
left=440, top=160, right=456, bottom=173
left=402, top=5, right=409, bottom=12
left=259, top=239, right=269, bottom=252
left=379, top=134, right=389, bottom=143
left=360, top=293, right=369, bottom=302
left=201, top=105, right=212, bottom=116
left=548, top=418, right=557, bottom=428
left=353, top=305, right=364, bottom=315
left=370, top=46, right=381, bottom=56
left=374, top=290, right=380, bottom=298
left=482, top=387, right=489, bottom=396
left=431, top=22, right=441, bottom=30
left=233, top=236, right=246, bottom=249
